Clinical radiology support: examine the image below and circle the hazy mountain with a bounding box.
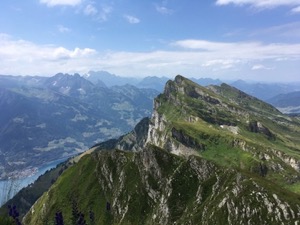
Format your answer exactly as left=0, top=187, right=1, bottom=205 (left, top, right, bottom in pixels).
left=137, top=76, right=222, bottom=92
left=0, top=75, right=46, bottom=90
left=84, top=71, right=223, bottom=93
left=20, top=76, right=300, bottom=225
left=267, top=91, right=300, bottom=114
left=191, top=77, right=222, bottom=86
left=44, top=73, right=95, bottom=97
left=231, top=80, right=300, bottom=100
left=83, top=71, right=140, bottom=87
left=0, top=74, right=158, bottom=180
left=137, top=76, right=169, bottom=92
left=84, top=70, right=300, bottom=102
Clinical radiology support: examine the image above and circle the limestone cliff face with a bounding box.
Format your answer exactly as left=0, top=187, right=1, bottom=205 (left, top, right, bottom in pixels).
left=145, top=97, right=201, bottom=156
left=132, top=75, right=213, bottom=156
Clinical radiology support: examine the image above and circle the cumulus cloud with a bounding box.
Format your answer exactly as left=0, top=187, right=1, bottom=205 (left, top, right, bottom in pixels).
left=40, top=0, right=82, bottom=7
left=251, top=64, right=273, bottom=70
left=51, top=47, right=96, bottom=60
left=0, top=34, right=299, bottom=81
left=0, top=34, right=96, bottom=75
left=124, top=15, right=140, bottom=24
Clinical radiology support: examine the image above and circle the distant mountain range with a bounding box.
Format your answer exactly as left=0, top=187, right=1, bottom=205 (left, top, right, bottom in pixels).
left=84, top=71, right=300, bottom=109
left=1, top=71, right=300, bottom=179
left=267, top=91, right=300, bottom=114
left=230, top=80, right=300, bottom=100
left=83, top=71, right=223, bottom=92
left=0, top=73, right=158, bottom=179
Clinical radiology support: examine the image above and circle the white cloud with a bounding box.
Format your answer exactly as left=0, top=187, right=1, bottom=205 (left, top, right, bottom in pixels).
left=57, top=25, right=71, bottom=33
left=251, top=64, right=273, bottom=70
left=82, top=4, right=112, bottom=22
left=291, top=5, right=300, bottom=13
left=84, top=4, right=98, bottom=16
left=216, top=0, right=300, bottom=9
left=172, top=39, right=300, bottom=61
left=51, top=47, right=96, bottom=60
left=0, top=34, right=299, bottom=81
left=0, top=34, right=96, bottom=75
left=40, top=0, right=82, bottom=7
left=124, top=15, right=140, bottom=24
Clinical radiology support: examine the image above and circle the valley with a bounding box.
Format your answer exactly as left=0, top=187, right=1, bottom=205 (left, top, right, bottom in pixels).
left=0, top=73, right=158, bottom=180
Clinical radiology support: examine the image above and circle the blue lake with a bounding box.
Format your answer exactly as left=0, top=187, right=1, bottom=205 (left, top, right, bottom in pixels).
left=0, top=157, right=68, bottom=206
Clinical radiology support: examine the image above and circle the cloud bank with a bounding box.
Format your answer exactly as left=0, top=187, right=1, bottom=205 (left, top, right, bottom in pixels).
left=0, top=34, right=299, bottom=81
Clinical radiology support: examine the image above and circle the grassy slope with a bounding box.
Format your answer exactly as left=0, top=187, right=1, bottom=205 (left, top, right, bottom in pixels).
left=156, top=77, right=300, bottom=194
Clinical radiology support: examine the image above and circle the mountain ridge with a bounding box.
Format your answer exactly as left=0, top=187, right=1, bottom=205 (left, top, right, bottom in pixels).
left=21, top=75, right=300, bottom=225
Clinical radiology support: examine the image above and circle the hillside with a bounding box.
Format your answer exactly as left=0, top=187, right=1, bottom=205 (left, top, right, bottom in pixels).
left=20, top=75, right=300, bottom=224
left=24, top=147, right=300, bottom=225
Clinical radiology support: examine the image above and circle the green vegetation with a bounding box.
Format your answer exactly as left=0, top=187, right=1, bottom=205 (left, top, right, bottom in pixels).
left=24, top=147, right=300, bottom=225
left=154, top=76, right=300, bottom=194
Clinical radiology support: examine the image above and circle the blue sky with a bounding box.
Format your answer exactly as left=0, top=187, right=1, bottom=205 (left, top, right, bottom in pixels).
left=1, top=0, right=300, bottom=82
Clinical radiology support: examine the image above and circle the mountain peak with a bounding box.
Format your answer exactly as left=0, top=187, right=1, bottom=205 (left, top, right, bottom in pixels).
left=174, top=74, right=187, bottom=83
left=119, top=75, right=300, bottom=173
left=164, top=74, right=211, bottom=99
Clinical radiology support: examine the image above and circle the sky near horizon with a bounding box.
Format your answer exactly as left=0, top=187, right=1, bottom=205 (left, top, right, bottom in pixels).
left=0, top=0, right=300, bottom=82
